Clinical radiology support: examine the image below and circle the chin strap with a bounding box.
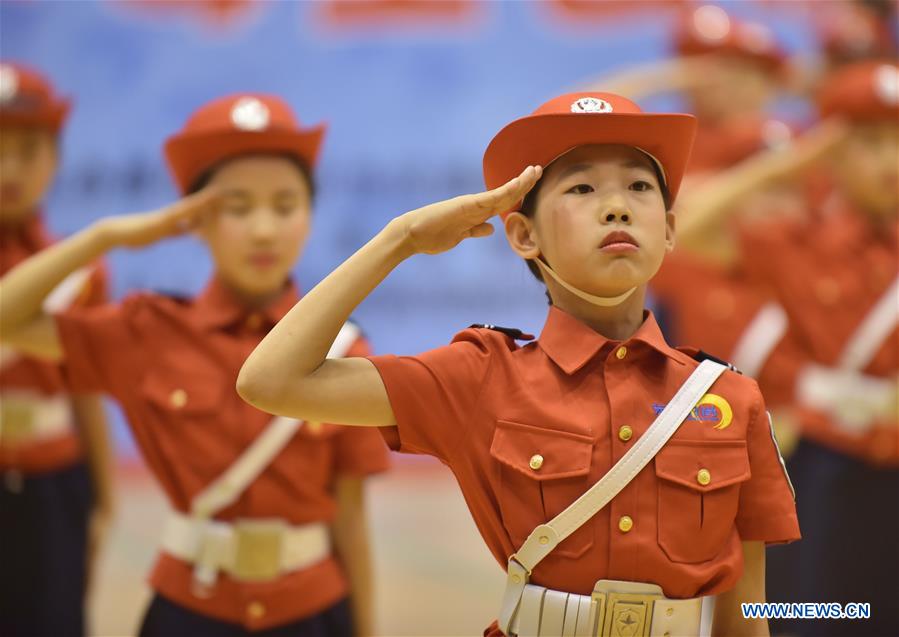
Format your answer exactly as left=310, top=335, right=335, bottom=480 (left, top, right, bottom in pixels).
left=532, top=258, right=636, bottom=307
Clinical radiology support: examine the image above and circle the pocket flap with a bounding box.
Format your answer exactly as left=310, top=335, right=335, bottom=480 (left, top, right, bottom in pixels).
left=141, top=371, right=225, bottom=415
left=655, top=440, right=750, bottom=492
left=490, top=419, right=593, bottom=481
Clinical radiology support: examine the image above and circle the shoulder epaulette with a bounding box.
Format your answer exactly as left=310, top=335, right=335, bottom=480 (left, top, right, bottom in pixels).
left=693, top=350, right=742, bottom=374
left=469, top=324, right=535, bottom=341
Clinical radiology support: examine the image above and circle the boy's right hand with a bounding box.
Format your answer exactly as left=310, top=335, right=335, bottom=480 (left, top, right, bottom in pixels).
left=97, top=187, right=220, bottom=249
left=394, top=165, right=541, bottom=256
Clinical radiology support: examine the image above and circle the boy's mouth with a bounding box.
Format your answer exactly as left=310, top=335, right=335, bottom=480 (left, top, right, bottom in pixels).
left=599, top=230, right=639, bottom=253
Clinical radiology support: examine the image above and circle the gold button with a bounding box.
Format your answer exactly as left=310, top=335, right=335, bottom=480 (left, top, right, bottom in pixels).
left=618, top=425, right=633, bottom=442
left=666, top=607, right=674, bottom=617
left=511, top=574, right=522, bottom=584
left=529, top=454, right=544, bottom=471
left=169, top=389, right=188, bottom=409
left=697, top=468, right=711, bottom=486
left=615, top=346, right=628, bottom=360
left=618, top=515, right=633, bottom=533
left=539, top=535, right=549, bottom=545
left=247, top=601, right=266, bottom=619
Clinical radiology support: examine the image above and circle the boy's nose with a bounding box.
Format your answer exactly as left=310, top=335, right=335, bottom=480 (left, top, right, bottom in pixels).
left=601, top=206, right=632, bottom=225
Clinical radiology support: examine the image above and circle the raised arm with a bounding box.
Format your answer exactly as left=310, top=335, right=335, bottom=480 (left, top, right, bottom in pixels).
left=236, top=165, right=542, bottom=427
left=0, top=189, right=219, bottom=361
left=675, top=118, right=848, bottom=265
left=578, top=56, right=718, bottom=101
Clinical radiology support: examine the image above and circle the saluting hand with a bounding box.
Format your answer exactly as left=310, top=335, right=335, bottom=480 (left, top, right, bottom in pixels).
left=395, top=165, right=542, bottom=256
left=97, top=186, right=221, bottom=249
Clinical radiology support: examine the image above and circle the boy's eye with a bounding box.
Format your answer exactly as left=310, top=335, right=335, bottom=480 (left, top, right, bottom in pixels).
left=567, top=184, right=594, bottom=195
left=630, top=180, right=654, bottom=192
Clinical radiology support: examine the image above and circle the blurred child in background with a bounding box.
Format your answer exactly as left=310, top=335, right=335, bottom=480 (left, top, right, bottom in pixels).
left=0, top=61, right=114, bottom=637
left=0, top=93, right=389, bottom=637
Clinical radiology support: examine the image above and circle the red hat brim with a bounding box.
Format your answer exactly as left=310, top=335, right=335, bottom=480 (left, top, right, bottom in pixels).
left=483, top=111, right=697, bottom=216
left=0, top=99, right=71, bottom=134
left=164, top=124, right=326, bottom=194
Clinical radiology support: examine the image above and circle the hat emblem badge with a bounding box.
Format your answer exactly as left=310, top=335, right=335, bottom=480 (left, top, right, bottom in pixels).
left=0, top=65, right=19, bottom=104
left=571, top=97, right=613, bottom=114
left=231, top=97, right=270, bottom=131
left=874, top=65, right=898, bottom=106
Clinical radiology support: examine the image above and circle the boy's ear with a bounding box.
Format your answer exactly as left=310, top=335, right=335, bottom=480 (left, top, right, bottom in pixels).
left=665, top=210, right=676, bottom=253
left=504, top=211, right=541, bottom=259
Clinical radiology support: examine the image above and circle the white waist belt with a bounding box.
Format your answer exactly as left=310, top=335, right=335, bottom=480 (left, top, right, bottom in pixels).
left=0, top=393, right=74, bottom=446
left=796, top=364, right=897, bottom=433
left=160, top=511, right=330, bottom=585
left=511, top=580, right=702, bottom=637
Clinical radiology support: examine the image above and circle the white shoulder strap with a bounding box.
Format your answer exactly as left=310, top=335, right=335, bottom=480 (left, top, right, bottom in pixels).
left=838, top=276, right=899, bottom=372
left=499, top=359, right=727, bottom=634
left=190, top=321, right=362, bottom=518
left=43, top=266, right=93, bottom=314
left=729, top=302, right=789, bottom=379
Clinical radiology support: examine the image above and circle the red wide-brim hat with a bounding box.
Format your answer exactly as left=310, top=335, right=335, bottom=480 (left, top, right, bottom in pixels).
left=483, top=92, right=697, bottom=217
left=164, top=93, right=326, bottom=194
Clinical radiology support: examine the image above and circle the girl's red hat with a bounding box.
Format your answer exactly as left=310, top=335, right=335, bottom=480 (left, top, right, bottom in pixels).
left=0, top=62, right=71, bottom=133
left=818, top=62, right=899, bottom=122
left=164, top=94, right=326, bottom=194
left=483, top=92, right=696, bottom=216
left=674, top=5, right=786, bottom=72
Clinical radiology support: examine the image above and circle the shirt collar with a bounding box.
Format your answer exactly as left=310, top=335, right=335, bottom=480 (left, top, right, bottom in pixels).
left=538, top=305, right=678, bottom=374
left=192, top=276, right=300, bottom=331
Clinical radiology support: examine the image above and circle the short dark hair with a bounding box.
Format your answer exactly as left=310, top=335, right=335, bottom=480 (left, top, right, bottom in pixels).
left=187, top=153, right=316, bottom=202
left=518, top=157, right=672, bottom=287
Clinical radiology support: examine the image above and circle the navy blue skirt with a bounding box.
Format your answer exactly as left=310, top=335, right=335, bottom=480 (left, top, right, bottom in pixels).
left=139, top=595, right=354, bottom=637
left=0, top=462, right=92, bottom=637
left=766, top=439, right=899, bottom=637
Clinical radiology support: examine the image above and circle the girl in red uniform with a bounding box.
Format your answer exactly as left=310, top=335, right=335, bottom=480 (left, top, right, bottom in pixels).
left=0, top=93, right=389, bottom=637
left=0, top=61, right=113, bottom=637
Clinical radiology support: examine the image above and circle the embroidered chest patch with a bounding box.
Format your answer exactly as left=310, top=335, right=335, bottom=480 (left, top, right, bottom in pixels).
left=652, top=393, right=734, bottom=430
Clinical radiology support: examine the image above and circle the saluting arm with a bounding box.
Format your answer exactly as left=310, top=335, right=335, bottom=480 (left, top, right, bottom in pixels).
left=675, top=118, right=848, bottom=265
left=579, top=56, right=718, bottom=100
left=236, top=166, right=542, bottom=427
left=0, top=189, right=219, bottom=361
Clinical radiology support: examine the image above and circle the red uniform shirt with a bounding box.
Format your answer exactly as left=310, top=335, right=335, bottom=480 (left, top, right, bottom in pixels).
left=369, top=307, right=799, bottom=633
left=0, top=214, right=107, bottom=473
left=742, top=201, right=899, bottom=465
left=55, top=278, right=390, bottom=629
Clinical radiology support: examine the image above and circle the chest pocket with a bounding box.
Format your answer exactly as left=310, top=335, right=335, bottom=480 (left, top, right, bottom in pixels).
left=141, top=371, right=225, bottom=418
left=655, top=439, right=751, bottom=563
left=490, top=419, right=594, bottom=559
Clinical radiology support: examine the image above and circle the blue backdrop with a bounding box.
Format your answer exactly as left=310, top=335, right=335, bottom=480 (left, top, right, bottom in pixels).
left=1, top=0, right=816, bottom=455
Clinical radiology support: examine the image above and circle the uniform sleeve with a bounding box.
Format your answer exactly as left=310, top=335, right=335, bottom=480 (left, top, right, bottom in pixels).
left=735, top=387, right=801, bottom=544
left=331, top=335, right=390, bottom=477
left=367, top=329, right=495, bottom=463
left=55, top=296, right=145, bottom=400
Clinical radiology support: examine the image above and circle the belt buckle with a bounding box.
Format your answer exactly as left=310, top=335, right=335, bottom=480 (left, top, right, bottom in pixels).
left=232, top=519, right=286, bottom=581
left=592, top=581, right=663, bottom=637
left=0, top=400, right=35, bottom=445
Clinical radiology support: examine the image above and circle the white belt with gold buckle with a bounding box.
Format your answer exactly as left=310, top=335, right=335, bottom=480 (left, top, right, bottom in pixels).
left=510, top=579, right=702, bottom=637
left=160, top=511, right=331, bottom=587
left=0, top=392, right=74, bottom=447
